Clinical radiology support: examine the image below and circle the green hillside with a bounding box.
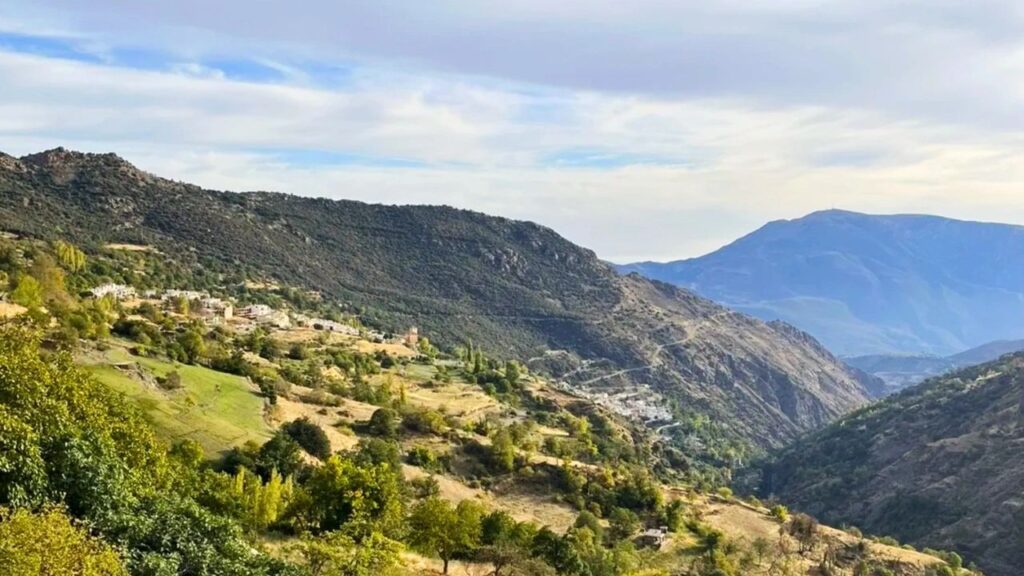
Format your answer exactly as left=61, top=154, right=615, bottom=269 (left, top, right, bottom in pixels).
left=755, top=353, right=1024, bottom=576
left=83, top=344, right=272, bottom=456
left=0, top=150, right=881, bottom=454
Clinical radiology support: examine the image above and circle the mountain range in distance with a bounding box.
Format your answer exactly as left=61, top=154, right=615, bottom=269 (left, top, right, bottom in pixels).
left=619, top=209, right=1024, bottom=359
left=846, top=338, right=1024, bottom=392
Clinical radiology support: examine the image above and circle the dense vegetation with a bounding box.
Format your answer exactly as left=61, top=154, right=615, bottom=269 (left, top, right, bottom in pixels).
left=753, top=354, right=1024, bottom=576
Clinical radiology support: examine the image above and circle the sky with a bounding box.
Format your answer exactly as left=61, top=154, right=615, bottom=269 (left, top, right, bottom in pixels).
left=3, top=1, right=1024, bottom=262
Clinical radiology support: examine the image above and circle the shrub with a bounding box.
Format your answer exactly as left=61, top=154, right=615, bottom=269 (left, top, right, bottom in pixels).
left=400, top=406, right=447, bottom=436
left=368, top=408, right=400, bottom=438
left=282, top=417, right=332, bottom=460
left=769, top=504, right=789, bottom=523
left=157, top=370, right=183, bottom=390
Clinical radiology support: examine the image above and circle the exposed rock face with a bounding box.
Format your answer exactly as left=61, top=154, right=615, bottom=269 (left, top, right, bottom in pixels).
left=757, top=353, right=1024, bottom=576
left=0, top=148, right=871, bottom=449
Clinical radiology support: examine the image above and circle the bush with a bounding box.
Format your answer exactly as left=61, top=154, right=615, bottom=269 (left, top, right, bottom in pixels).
left=769, top=504, right=789, bottom=523
left=401, top=406, right=447, bottom=436
left=157, top=370, right=183, bottom=390
left=368, top=408, right=400, bottom=438
left=282, top=417, right=332, bottom=460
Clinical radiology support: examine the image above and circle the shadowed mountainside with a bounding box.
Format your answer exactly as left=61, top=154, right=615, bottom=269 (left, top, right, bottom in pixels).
left=756, top=352, right=1024, bottom=576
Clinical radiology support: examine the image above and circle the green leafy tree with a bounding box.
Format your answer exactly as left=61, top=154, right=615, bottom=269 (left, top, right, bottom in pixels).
left=54, top=240, right=87, bottom=272
left=28, top=254, right=71, bottom=306
left=368, top=408, right=400, bottom=439
left=607, top=507, right=640, bottom=542
left=0, top=506, right=126, bottom=576
left=177, top=327, right=206, bottom=364
left=489, top=429, right=516, bottom=473
left=9, top=275, right=43, bottom=310
left=256, top=431, right=305, bottom=479
left=299, top=530, right=403, bottom=576
left=573, top=511, right=604, bottom=542
left=305, top=454, right=406, bottom=537
left=283, top=417, right=332, bottom=460
left=408, top=497, right=484, bottom=574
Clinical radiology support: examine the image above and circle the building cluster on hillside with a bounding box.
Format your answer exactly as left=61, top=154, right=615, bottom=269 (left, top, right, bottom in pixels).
left=156, top=289, right=208, bottom=301
left=239, top=304, right=291, bottom=329
left=553, top=380, right=674, bottom=425
left=88, top=283, right=410, bottom=341
left=90, top=283, right=136, bottom=300
left=293, top=314, right=360, bottom=336
left=198, top=297, right=233, bottom=320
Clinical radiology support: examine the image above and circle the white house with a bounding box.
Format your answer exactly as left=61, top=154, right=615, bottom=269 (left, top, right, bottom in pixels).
left=240, top=304, right=273, bottom=318
left=162, top=289, right=207, bottom=301
left=90, top=283, right=136, bottom=300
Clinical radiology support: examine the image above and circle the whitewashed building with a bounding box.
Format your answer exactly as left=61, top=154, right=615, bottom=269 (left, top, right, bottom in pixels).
left=90, top=283, right=136, bottom=300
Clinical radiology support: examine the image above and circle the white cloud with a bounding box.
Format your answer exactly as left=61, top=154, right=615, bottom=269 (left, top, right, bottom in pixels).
left=3, top=5, right=1024, bottom=261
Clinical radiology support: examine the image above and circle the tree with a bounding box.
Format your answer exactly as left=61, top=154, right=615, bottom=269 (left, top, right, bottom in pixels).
left=256, top=431, right=305, bottom=480
left=489, top=429, right=516, bottom=473
left=28, top=254, right=70, bottom=306
left=663, top=499, right=685, bottom=532
left=608, top=507, right=640, bottom=542
left=480, top=511, right=539, bottom=576
left=283, top=417, right=332, bottom=460
left=787, top=513, right=819, bottom=554
left=505, top=360, right=521, bottom=385
left=573, top=511, right=604, bottom=542
left=230, top=468, right=290, bottom=532
left=0, top=506, right=126, bottom=576
left=298, top=530, right=402, bottom=576
left=54, top=240, right=87, bottom=272
left=9, top=275, right=43, bottom=310
left=531, top=528, right=586, bottom=575
left=408, top=497, right=483, bottom=574
left=288, top=342, right=309, bottom=360
left=368, top=408, right=400, bottom=439
left=176, top=328, right=206, bottom=364
left=172, top=295, right=190, bottom=315
left=305, top=455, right=405, bottom=537
left=770, top=504, right=789, bottom=523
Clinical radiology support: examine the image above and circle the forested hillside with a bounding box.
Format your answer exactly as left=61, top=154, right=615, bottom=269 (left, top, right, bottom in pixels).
left=0, top=148, right=873, bottom=455
left=756, top=353, right=1024, bottom=576
left=0, top=234, right=959, bottom=575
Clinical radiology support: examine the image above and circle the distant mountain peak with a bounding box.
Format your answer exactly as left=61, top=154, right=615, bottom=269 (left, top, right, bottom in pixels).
left=622, top=210, right=1024, bottom=356
left=18, top=147, right=151, bottom=184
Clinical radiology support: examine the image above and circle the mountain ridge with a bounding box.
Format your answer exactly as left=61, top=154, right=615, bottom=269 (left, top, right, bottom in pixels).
left=0, top=147, right=872, bottom=453
left=619, top=209, right=1024, bottom=357
left=847, top=338, right=1024, bottom=392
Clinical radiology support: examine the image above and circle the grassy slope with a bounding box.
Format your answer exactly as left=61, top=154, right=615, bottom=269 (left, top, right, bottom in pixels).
left=78, top=339, right=946, bottom=576
left=83, top=344, right=271, bottom=456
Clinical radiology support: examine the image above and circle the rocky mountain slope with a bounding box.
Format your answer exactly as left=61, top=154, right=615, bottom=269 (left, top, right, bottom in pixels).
left=0, top=148, right=871, bottom=450
left=847, top=338, right=1024, bottom=392
left=756, top=352, right=1024, bottom=576
left=619, top=209, right=1024, bottom=357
